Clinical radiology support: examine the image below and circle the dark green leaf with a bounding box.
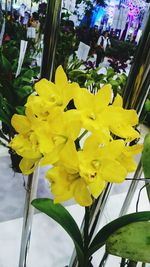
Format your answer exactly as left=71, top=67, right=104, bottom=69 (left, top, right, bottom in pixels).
left=107, top=221, right=150, bottom=263
left=144, top=100, right=150, bottom=112
left=15, top=106, right=25, bottom=115
left=16, top=85, right=33, bottom=98
left=32, top=198, right=84, bottom=265
left=22, top=69, right=34, bottom=79
left=88, top=211, right=150, bottom=256
left=141, top=133, right=150, bottom=202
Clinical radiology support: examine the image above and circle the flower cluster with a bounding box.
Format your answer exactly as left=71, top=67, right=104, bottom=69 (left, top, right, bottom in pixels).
left=10, top=66, right=142, bottom=206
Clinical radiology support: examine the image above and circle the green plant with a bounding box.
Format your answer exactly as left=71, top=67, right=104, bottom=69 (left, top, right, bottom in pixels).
left=67, top=58, right=127, bottom=95
left=106, top=38, right=137, bottom=61
left=32, top=199, right=150, bottom=266
left=0, top=36, right=40, bottom=162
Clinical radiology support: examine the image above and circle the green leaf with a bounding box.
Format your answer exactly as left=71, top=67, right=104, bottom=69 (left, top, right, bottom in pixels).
left=106, top=221, right=150, bottom=263
left=107, top=68, right=115, bottom=78
left=0, top=49, right=12, bottom=73
left=22, top=69, right=34, bottom=79
left=141, top=133, right=150, bottom=179
left=16, top=85, right=33, bottom=98
left=15, top=106, right=25, bottom=115
left=144, top=99, right=150, bottom=112
left=32, top=198, right=84, bottom=266
left=88, top=211, right=150, bottom=256
left=141, top=133, right=150, bottom=202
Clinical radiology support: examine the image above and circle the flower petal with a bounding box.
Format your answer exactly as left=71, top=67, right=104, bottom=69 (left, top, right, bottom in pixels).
left=101, top=159, right=127, bottom=183
left=89, top=177, right=105, bottom=198
left=94, top=84, right=112, bottom=112
left=11, top=114, right=30, bottom=134
left=55, top=65, right=68, bottom=87
left=19, top=158, right=38, bottom=175
left=113, top=94, right=123, bottom=107
left=73, top=179, right=92, bottom=206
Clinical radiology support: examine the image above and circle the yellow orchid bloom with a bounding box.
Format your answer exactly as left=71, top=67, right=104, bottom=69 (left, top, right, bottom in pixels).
left=10, top=66, right=142, bottom=206
left=118, top=144, right=143, bottom=172
left=34, top=65, right=79, bottom=111
left=74, top=86, right=139, bottom=141
left=46, top=138, right=128, bottom=207
left=74, top=84, right=112, bottom=132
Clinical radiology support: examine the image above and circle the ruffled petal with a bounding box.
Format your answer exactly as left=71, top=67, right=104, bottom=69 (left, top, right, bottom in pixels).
left=11, top=114, right=30, bottom=134
left=94, top=84, right=112, bottom=112
left=113, top=94, right=123, bottom=107
left=73, top=179, right=92, bottom=206
left=101, top=159, right=127, bottom=183
left=19, top=158, right=38, bottom=175
left=89, top=177, right=105, bottom=198
left=55, top=65, right=68, bottom=87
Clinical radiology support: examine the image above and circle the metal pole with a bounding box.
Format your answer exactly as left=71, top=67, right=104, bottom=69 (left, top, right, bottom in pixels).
left=10, top=0, right=13, bottom=16
left=5, top=0, right=8, bottom=15
left=41, top=0, right=62, bottom=80
left=19, top=166, right=40, bottom=267
left=119, top=161, right=143, bottom=216
left=123, top=9, right=150, bottom=113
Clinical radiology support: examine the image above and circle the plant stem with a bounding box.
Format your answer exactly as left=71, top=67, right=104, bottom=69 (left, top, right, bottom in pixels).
left=99, top=252, right=108, bottom=267
left=84, top=207, right=90, bottom=266
left=141, top=263, right=146, bottom=267
left=120, top=258, right=126, bottom=267
left=127, top=261, right=138, bottom=267
left=0, top=130, right=9, bottom=142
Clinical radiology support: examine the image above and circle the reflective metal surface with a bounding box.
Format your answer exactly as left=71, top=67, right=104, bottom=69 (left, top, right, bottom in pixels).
left=19, top=166, right=40, bottom=267
left=41, top=0, right=62, bottom=80
left=123, top=10, right=150, bottom=113
left=119, top=161, right=143, bottom=216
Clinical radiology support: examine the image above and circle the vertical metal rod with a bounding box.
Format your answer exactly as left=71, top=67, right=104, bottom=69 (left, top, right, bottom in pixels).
left=5, top=0, right=8, bottom=14
left=119, top=161, right=143, bottom=216
left=41, top=0, right=62, bottom=80
left=19, top=166, right=40, bottom=267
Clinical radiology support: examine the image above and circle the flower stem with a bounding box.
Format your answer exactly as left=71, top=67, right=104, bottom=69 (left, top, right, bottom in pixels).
left=127, top=261, right=137, bottom=267
left=120, top=258, right=126, bottom=267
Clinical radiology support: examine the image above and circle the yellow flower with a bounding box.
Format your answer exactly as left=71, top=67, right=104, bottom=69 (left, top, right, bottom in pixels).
left=10, top=66, right=142, bottom=205
left=100, top=94, right=140, bottom=141
left=46, top=137, right=128, bottom=206
left=118, top=144, right=143, bottom=172
left=10, top=107, right=81, bottom=174
left=74, top=84, right=112, bottom=132
left=34, top=65, right=79, bottom=110
left=74, top=87, right=139, bottom=141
